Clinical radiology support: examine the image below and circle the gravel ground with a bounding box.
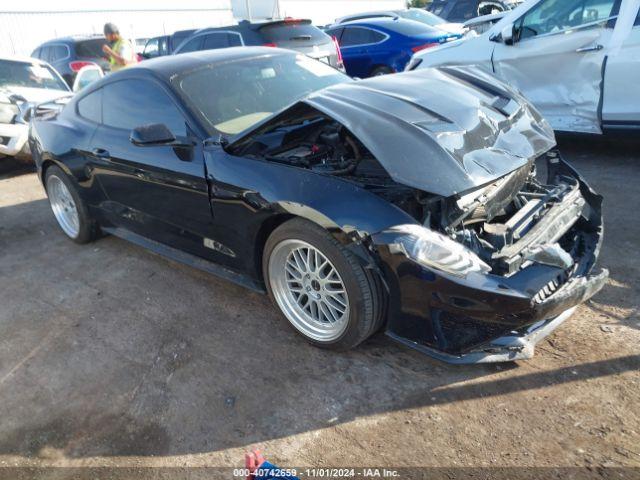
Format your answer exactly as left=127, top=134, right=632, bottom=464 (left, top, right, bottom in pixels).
left=0, top=135, right=638, bottom=478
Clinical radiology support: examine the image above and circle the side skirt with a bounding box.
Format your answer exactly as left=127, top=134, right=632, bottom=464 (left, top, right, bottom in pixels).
left=102, top=226, right=266, bottom=294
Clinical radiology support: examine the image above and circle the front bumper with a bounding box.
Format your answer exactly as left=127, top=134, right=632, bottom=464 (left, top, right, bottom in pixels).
left=372, top=155, right=606, bottom=364
left=0, top=122, right=28, bottom=157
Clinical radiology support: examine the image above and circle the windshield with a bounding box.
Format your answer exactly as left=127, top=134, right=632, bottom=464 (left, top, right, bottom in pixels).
left=0, top=60, right=68, bottom=91
left=176, top=53, right=350, bottom=135
left=399, top=9, right=447, bottom=26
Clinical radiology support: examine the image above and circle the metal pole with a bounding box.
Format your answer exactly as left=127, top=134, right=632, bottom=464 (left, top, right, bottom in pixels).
left=245, top=0, right=252, bottom=21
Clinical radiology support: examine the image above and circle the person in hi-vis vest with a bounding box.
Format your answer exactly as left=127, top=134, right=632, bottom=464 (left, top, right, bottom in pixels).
left=102, top=23, right=137, bottom=72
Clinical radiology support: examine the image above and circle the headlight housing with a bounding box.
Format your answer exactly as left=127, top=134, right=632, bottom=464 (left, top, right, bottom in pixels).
left=389, top=224, right=491, bottom=277
left=0, top=102, right=19, bottom=124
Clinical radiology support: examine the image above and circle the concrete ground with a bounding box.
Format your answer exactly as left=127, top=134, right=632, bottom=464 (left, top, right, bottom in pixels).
left=0, top=136, right=638, bottom=478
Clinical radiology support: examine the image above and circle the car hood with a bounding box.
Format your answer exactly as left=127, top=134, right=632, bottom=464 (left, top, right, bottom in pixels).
left=0, top=85, right=71, bottom=104
left=304, top=66, right=555, bottom=196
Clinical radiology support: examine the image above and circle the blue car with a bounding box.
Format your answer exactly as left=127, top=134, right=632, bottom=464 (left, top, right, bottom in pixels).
left=325, top=18, right=462, bottom=78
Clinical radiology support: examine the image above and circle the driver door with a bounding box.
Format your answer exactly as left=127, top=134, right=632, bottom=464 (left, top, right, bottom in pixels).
left=492, top=0, right=620, bottom=133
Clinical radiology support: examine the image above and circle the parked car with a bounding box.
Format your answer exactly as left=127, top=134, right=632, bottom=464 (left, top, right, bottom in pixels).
left=31, top=36, right=110, bottom=87
left=29, top=48, right=607, bottom=363
left=141, top=29, right=197, bottom=59
left=409, top=0, right=640, bottom=134
left=0, top=55, right=71, bottom=159
left=173, top=19, right=344, bottom=71
left=324, top=18, right=463, bottom=77
left=334, top=8, right=467, bottom=35
left=427, top=0, right=513, bottom=22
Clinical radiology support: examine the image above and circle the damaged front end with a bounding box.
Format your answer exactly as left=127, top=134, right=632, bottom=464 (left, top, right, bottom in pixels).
left=371, top=151, right=607, bottom=363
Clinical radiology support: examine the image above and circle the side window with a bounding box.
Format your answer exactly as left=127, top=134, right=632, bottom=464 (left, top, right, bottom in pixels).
left=31, top=48, right=41, bottom=59
left=40, top=46, right=52, bottom=62
left=635, top=6, right=640, bottom=25
left=340, top=27, right=385, bottom=47
left=177, top=36, right=203, bottom=54
left=159, top=37, right=169, bottom=55
left=202, top=33, right=229, bottom=50
left=51, top=45, right=68, bottom=61
left=518, top=0, right=617, bottom=40
left=144, top=38, right=159, bottom=58
left=449, top=0, right=476, bottom=21
left=77, top=89, right=102, bottom=123
left=101, top=79, right=186, bottom=135
left=227, top=33, right=242, bottom=47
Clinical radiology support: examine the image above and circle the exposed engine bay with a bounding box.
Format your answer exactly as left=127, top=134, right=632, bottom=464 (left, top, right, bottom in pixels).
left=234, top=115, right=593, bottom=279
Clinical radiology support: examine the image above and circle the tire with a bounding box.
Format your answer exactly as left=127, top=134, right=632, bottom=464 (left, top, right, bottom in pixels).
left=44, top=165, right=97, bottom=244
left=371, top=66, right=393, bottom=77
left=263, top=218, right=385, bottom=351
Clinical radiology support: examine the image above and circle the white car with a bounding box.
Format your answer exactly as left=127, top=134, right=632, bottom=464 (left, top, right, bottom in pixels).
left=409, top=0, right=640, bottom=134
left=0, top=55, right=72, bottom=159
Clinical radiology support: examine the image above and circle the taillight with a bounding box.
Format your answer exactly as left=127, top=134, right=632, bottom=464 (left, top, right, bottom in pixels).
left=283, top=17, right=303, bottom=24
left=69, top=61, right=97, bottom=72
left=411, top=43, right=439, bottom=53
left=332, top=36, right=344, bottom=68
left=263, top=42, right=277, bottom=47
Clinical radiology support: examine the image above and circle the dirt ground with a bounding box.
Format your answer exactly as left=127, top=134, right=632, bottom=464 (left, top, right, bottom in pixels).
left=0, top=135, right=638, bottom=478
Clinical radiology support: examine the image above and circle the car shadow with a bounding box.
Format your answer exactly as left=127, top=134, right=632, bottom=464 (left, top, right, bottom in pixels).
left=0, top=133, right=638, bottom=459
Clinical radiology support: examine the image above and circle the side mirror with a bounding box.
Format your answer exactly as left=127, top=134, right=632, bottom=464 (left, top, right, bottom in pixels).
left=130, top=123, right=176, bottom=146
left=501, top=23, right=515, bottom=45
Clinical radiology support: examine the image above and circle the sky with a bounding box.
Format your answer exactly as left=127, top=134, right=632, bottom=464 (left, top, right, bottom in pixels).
left=0, top=0, right=231, bottom=12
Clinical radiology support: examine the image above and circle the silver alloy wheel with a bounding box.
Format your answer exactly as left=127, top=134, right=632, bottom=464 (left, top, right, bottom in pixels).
left=268, top=239, right=350, bottom=342
left=47, top=175, right=80, bottom=239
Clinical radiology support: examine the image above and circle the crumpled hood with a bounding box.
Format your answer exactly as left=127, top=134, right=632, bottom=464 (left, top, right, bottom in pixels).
left=304, top=66, right=556, bottom=196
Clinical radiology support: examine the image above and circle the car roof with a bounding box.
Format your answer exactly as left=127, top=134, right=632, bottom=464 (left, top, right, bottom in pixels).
left=109, top=46, right=295, bottom=81
left=329, top=17, right=422, bottom=30
left=39, top=35, right=104, bottom=45
left=0, top=54, right=51, bottom=65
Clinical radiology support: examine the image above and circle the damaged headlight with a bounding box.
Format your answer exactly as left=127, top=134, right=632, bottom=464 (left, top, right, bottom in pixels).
left=389, top=224, right=491, bottom=277
left=0, top=101, right=19, bottom=124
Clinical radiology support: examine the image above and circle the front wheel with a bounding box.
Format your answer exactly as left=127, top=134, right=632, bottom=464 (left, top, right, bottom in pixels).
left=263, top=218, right=385, bottom=350
left=45, top=165, right=97, bottom=244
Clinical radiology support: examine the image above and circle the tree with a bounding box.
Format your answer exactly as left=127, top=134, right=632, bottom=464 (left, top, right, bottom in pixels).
left=407, top=0, right=430, bottom=8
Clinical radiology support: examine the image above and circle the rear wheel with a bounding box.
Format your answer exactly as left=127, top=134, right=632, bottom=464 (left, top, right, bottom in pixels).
left=45, top=165, right=97, bottom=244
left=263, top=218, right=385, bottom=350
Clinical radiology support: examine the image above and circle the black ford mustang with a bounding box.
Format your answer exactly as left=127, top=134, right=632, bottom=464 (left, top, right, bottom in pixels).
left=29, top=47, right=607, bottom=363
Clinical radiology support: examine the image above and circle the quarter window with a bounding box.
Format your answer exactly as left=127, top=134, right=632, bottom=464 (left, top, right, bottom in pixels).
left=518, top=0, right=617, bottom=40
left=77, top=89, right=102, bottom=123
left=50, top=45, right=68, bottom=61
left=340, top=27, right=386, bottom=47
left=101, top=79, right=186, bottom=135
left=177, top=36, right=203, bottom=54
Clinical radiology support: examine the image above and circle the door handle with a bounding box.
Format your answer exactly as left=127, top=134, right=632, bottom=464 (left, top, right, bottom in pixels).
left=92, top=148, right=111, bottom=159
left=576, top=44, right=603, bottom=53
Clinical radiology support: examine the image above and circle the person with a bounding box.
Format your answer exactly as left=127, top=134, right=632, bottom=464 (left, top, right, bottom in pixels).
left=102, top=23, right=137, bottom=72
left=245, top=450, right=299, bottom=480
